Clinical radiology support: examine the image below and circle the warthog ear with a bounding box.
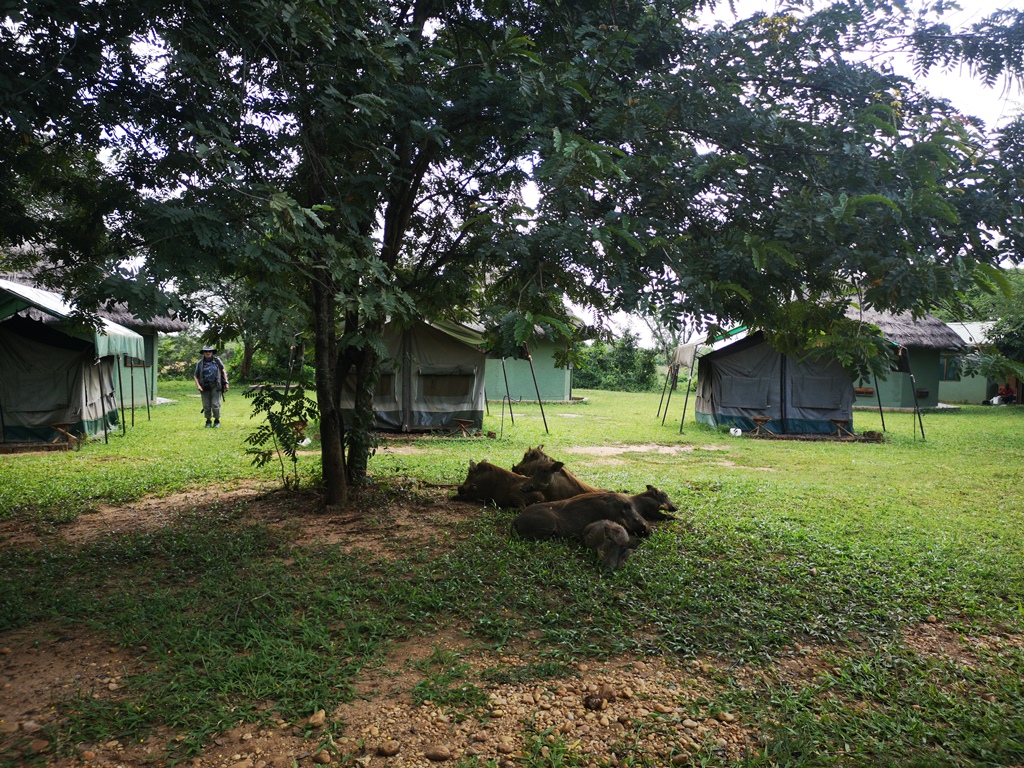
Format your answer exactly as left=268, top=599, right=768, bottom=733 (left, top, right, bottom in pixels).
left=468, top=460, right=477, bottom=469
left=646, top=484, right=655, bottom=492
left=552, top=461, right=565, bottom=471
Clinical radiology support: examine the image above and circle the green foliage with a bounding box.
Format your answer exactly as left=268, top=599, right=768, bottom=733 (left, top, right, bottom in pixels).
left=243, top=374, right=319, bottom=489
left=572, top=331, right=658, bottom=392
left=410, top=647, right=489, bottom=717
left=157, top=328, right=207, bottom=379
left=956, top=348, right=1024, bottom=383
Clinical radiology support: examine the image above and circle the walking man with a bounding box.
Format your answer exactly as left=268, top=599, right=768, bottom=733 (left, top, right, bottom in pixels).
left=194, top=345, right=229, bottom=427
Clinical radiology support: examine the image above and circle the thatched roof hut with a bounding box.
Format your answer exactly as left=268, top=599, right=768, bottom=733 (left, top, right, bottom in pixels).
left=847, top=307, right=965, bottom=351
left=847, top=307, right=965, bottom=411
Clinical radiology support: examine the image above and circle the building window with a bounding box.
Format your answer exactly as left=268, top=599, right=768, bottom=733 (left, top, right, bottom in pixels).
left=940, top=353, right=960, bottom=382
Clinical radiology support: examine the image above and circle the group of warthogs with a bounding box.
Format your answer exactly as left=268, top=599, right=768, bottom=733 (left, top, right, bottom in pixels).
left=453, top=445, right=678, bottom=571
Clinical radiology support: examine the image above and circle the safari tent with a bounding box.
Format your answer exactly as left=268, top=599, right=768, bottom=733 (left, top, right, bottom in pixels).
left=0, top=279, right=146, bottom=443
left=693, top=330, right=855, bottom=435
left=849, top=308, right=965, bottom=409
left=0, top=273, right=186, bottom=407
left=342, top=319, right=487, bottom=432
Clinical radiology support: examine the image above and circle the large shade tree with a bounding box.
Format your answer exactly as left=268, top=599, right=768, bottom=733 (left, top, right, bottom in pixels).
left=3, top=0, right=1024, bottom=505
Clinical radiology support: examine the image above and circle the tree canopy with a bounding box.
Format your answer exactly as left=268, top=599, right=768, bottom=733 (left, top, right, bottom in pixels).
left=3, top=0, right=1024, bottom=504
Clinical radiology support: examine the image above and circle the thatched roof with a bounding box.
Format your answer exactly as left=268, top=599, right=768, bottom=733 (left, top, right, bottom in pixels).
left=847, top=307, right=965, bottom=351
left=0, top=272, right=187, bottom=333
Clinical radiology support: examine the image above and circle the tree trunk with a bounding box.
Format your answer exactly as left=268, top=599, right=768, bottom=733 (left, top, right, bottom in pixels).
left=311, top=272, right=348, bottom=507
left=241, top=339, right=255, bottom=380
left=335, top=315, right=382, bottom=486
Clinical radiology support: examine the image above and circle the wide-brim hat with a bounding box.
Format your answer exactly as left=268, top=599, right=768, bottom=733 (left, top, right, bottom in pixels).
left=201, top=345, right=216, bottom=352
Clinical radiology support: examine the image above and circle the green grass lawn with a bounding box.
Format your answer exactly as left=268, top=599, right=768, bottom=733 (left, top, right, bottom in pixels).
left=1, top=382, right=1022, bottom=766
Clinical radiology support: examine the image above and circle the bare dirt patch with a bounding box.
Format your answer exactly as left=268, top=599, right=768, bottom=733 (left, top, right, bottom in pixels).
left=562, top=443, right=731, bottom=456
left=0, top=481, right=276, bottom=549
left=901, top=621, right=1024, bottom=668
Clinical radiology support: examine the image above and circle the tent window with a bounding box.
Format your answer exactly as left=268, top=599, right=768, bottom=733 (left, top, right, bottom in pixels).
left=719, top=378, right=770, bottom=409
left=791, top=377, right=843, bottom=409
left=421, top=373, right=474, bottom=398
left=375, top=372, right=395, bottom=398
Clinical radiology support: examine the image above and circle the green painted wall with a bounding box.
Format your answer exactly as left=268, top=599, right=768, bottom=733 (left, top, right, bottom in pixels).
left=939, top=373, right=996, bottom=404
left=938, top=352, right=997, bottom=404
left=111, top=332, right=159, bottom=408
left=854, top=347, right=944, bottom=408
left=485, top=339, right=572, bottom=402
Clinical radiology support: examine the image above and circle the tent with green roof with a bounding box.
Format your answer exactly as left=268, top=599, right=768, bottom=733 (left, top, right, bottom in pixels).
left=0, top=279, right=145, bottom=443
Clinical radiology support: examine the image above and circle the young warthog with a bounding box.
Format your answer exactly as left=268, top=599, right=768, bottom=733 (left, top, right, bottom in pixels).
left=511, top=445, right=555, bottom=476
left=631, top=485, right=678, bottom=522
left=582, top=519, right=638, bottom=571
left=511, top=491, right=652, bottom=541
left=454, top=460, right=546, bottom=509
left=513, top=446, right=605, bottom=501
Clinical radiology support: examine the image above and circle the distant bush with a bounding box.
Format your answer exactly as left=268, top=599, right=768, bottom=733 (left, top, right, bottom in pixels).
left=157, top=328, right=206, bottom=379
left=572, top=331, right=658, bottom=392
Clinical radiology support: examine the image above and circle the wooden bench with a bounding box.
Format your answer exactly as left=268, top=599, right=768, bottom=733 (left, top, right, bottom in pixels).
left=854, top=387, right=874, bottom=398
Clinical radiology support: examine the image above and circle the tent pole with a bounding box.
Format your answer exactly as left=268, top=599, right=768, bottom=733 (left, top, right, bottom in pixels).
left=679, top=354, right=698, bottom=434
left=905, top=350, right=925, bottom=441
left=144, top=363, right=152, bottom=421
left=401, top=332, right=412, bottom=433
left=99, top=362, right=109, bottom=445
left=661, top=365, right=676, bottom=425
left=657, top=365, right=672, bottom=418
left=117, top=354, right=126, bottom=434
left=525, top=343, right=549, bottom=434
left=501, top=358, right=514, bottom=424
left=779, top=353, right=788, bottom=435
left=0, top=388, right=6, bottom=443
left=873, top=374, right=886, bottom=432
left=130, top=357, right=136, bottom=427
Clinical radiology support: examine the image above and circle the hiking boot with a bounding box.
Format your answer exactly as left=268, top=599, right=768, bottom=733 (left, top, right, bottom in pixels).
left=205, top=420, right=212, bottom=428
left=213, top=420, right=221, bottom=428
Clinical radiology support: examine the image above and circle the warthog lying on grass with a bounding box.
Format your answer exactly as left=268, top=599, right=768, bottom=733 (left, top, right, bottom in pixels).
left=454, top=460, right=546, bottom=509
left=582, top=519, right=638, bottom=571
left=511, top=491, right=652, bottom=541
left=631, top=485, right=678, bottom=522
left=513, top=445, right=605, bottom=501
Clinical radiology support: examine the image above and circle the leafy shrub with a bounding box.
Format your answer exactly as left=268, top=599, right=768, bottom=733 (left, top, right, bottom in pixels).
left=572, top=331, right=658, bottom=392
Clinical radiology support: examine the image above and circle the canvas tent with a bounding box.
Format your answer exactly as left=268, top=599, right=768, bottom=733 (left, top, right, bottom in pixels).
left=341, top=319, right=487, bottom=432
left=0, top=279, right=146, bottom=443
left=1, top=272, right=187, bottom=406
left=693, top=330, right=855, bottom=435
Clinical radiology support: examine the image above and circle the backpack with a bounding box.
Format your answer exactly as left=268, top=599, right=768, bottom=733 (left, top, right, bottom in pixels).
left=196, top=357, right=225, bottom=391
